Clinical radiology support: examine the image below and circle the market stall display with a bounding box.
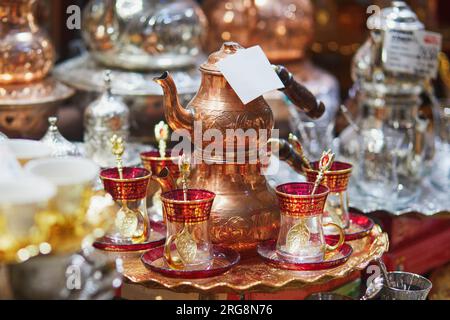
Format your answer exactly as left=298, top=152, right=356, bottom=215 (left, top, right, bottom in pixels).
left=1, top=0, right=447, bottom=302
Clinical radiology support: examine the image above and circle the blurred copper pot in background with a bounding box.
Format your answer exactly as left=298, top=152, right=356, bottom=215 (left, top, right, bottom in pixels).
left=202, top=0, right=314, bottom=62
left=0, top=0, right=55, bottom=84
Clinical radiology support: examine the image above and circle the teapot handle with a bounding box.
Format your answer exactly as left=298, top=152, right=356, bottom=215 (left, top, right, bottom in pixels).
left=274, top=65, right=325, bottom=119
left=268, top=138, right=307, bottom=175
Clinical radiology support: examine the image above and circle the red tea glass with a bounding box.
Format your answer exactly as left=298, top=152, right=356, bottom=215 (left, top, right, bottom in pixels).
left=100, top=167, right=151, bottom=244
left=275, top=182, right=345, bottom=263
left=140, top=150, right=180, bottom=221
left=161, top=189, right=215, bottom=270
left=305, top=161, right=352, bottom=229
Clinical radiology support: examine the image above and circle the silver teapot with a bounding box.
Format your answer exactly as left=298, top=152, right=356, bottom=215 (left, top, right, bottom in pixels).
left=339, top=1, right=437, bottom=206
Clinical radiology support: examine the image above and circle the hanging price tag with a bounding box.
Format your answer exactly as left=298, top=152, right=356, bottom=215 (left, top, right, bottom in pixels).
left=383, top=29, right=442, bottom=79
left=216, top=46, right=284, bottom=105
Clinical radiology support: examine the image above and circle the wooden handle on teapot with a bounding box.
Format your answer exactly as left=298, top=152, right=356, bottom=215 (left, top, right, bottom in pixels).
left=274, top=65, right=325, bottom=119
left=267, top=138, right=307, bottom=175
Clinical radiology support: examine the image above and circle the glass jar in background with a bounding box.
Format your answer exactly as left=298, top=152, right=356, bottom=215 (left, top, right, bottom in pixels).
left=340, top=92, right=428, bottom=207
left=431, top=102, right=450, bottom=191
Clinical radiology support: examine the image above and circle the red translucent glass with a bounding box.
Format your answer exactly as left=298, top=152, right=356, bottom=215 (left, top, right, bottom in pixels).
left=161, top=189, right=216, bottom=223
left=306, top=161, right=353, bottom=193
left=276, top=182, right=329, bottom=217
left=257, top=240, right=353, bottom=271
left=140, top=150, right=181, bottom=176
left=100, top=167, right=150, bottom=200
left=276, top=182, right=329, bottom=196
left=311, top=161, right=353, bottom=172
left=141, top=245, right=240, bottom=279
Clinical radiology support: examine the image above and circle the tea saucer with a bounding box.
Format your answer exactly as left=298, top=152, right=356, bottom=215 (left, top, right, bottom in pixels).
left=257, top=240, right=353, bottom=271
left=325, top=212, right=375, bottom=242
left=141, top=246, right=240, bottom=279
left=94, top=221, right=166, bottom=252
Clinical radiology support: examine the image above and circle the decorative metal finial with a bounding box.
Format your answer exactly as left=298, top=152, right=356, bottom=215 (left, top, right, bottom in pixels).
left=288, top=133, right=312, bottom=170
left=41, top=116, right=80, bottom=157
left=48, top=116, right=58, bottom=131
left=110, top=134, right=125, bottom=179
left=178, top=154, right=191, bottom=201
left=104, top=70, right=112, bottom=95
left=155, top=121, right=169, bottom=158
left=312, top=150, right=335, bottom=196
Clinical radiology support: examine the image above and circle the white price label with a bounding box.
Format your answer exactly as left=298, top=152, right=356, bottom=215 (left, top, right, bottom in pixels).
left=383, top=29, right=442, bottom=79
left=216, top=46, right=284, bottom=105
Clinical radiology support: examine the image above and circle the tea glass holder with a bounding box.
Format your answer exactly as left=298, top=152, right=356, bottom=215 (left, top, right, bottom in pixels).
left=275, top=182, right=345, bottom=264
left=305, top=161, right=353, bottom=229
left=161, top=189, right=215, bottom=270
left=100, top=167, right=151, bottom=244
left=368, top=271, right=432, bottom=300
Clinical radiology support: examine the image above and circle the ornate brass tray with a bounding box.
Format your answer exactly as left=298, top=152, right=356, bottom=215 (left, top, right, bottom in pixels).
left=117, top=225, right=388, bottom=294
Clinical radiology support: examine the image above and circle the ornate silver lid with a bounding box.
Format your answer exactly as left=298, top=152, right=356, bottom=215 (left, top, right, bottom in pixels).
left=368, top=1, right=424, bottom=32
left=83, top=70, right=130, bottom=128
left=83, top=71, right=131, bottom=168
left=40, top=116, right=80, bottom=157
left=352, top=1, right=426, bottom=96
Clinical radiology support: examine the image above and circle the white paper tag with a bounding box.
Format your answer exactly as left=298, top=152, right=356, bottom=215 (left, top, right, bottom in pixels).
left=383, top=29, right=442, bottom=79
left=216, top=46, right=285, bottom=105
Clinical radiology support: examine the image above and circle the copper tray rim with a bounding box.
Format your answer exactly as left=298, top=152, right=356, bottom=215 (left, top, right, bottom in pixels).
left=123, top=225, right=389, bottom=294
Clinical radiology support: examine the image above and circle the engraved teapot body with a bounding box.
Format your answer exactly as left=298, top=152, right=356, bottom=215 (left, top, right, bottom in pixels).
left=154, top=42, right=324, bottom=251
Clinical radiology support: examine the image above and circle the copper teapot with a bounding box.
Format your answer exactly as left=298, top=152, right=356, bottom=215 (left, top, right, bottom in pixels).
left=154, top=42, right=324, bottom=252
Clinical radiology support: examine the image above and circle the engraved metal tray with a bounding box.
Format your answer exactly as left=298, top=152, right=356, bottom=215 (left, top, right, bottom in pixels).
left=117, top=226, right=387, bottom=294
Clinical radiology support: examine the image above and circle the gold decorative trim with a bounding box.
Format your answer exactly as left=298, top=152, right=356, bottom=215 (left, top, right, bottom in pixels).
left=119, top=224, right=389, bottom=294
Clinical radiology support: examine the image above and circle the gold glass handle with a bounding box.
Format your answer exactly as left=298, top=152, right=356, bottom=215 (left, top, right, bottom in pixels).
left=324, top=222, right=345, bottom=252
left=132, top=207, right=150, bottom=243
left=163, top=234, right=185, bottom=270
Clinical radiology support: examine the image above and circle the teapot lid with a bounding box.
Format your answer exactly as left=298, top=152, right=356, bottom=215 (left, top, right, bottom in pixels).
left=368, top=1, right=424, bottom=31
left=200, top=42, right=245, bottom=75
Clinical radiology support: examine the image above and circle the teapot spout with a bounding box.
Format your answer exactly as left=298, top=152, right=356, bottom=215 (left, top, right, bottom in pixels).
left=153, top=71, right=194, bottom=131
left=151, top=167, right=177, bottom=193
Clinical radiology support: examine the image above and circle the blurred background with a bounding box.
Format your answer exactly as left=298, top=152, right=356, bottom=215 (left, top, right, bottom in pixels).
left=30, top=0, right=450, bottom=142
left=40, top=0, right=450, bottom=92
